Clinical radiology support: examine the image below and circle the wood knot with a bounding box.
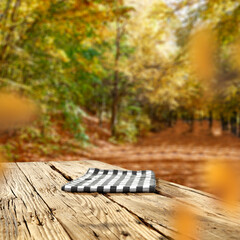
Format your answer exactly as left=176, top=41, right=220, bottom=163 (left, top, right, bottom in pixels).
left=121, top=231, right=130, bottom=236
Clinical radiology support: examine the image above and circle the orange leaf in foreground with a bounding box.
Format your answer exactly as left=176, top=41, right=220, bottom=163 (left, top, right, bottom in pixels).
left=0, top=92, right=38, bottom=131
left=206, top=161, right=240, bottom=211
left=188, top=28, right=217, bottom=83
left=173, top=204, right=198, bottom=240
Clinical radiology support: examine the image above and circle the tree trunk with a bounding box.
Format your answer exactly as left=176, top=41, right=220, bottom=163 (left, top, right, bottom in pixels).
left=237, top=111, right=240, bottom=137
left=230, top=111, right=237, bottom=135
left=190, top=113, right=194, bottom=132
left=209, top=110, right=212, bottom=129
left=111, top=8, right=121, bottom=136
left=98, top=94, right=104, bottom=127
left=168, top=111, right=172, bottom=127
left=220, top=113, right=228, bottom=131
left=238, top=112, right=240, bottom=137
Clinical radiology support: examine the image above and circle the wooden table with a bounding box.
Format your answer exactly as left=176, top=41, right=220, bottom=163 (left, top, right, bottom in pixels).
left=1, top=160, right=240, bottom=240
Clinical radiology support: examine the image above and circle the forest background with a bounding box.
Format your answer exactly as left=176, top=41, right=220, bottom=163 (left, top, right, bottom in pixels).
left=1, top=0, right=240, bottom=163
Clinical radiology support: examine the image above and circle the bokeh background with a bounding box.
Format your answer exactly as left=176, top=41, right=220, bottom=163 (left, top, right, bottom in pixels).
left=0, top=0, right=240, bottom=200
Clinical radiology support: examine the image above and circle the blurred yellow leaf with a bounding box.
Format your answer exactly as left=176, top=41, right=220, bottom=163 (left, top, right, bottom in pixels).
left=0, top=92, right=38, bottom=131
left=173, top=204, right=198, bottom=240
left=189, top=28, right=217, bottom=83
left=205, top=161, right=240, bottom=211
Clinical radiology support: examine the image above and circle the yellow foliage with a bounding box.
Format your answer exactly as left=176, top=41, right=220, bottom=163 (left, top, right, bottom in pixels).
left=56, top=49, right=70, bottom=63
left=230, top=39, right=240, bottom=71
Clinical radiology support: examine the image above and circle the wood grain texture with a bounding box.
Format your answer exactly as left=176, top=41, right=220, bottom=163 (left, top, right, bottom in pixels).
left=16, top=161, right=165, bottom=240
left=156, top=179, right=240, bottom=222
left=1, top=160, right=240, bottom=240
left=49, top=160, right=240, bottom=240
left=0, top=163, right=71, bottom=240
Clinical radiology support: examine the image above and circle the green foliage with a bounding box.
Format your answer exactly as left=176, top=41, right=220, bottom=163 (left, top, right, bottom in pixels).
left=62, top=102, right=89, bottom=142
left=0, top=143, right=18, bottom=162
left=110, top=120, right=138, bottom=143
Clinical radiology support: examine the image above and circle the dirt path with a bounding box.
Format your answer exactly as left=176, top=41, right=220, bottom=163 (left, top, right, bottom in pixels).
left=88, top=126, right=240, bottom=192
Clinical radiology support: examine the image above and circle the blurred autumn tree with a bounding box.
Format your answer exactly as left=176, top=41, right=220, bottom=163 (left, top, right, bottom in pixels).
left=1, top=0, right=240, bottom=157
left=0, top=0, right=133, bottom=141
left=174, top=0, right=240, bottom=130
left=125, top=0, right=240, bottom=133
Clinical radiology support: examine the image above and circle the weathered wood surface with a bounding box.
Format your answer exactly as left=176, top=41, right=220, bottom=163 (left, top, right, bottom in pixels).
left=0, top=160, right=240, bottom=240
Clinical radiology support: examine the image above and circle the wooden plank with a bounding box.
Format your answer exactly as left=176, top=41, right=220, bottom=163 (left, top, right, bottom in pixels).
left=156, top=179, right=240, bottom=222
left=49, top=160, right=240, bottom=240
left=76, top=160, right=240, bottom=219
left=0, top=163, right=71, bottom=240
left=16, top=162, right=166, bottom=240
left=0, top=171, right=23, bottom=240
left=49, top=159, right=240, bottom=217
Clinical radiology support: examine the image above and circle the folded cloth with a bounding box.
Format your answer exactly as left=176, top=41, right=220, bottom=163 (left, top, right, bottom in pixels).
left=61, top=168, right=156, bottom=193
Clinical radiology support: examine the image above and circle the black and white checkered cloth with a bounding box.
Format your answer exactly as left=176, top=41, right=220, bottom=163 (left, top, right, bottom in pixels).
left=61, top=168, right=156, bottom=193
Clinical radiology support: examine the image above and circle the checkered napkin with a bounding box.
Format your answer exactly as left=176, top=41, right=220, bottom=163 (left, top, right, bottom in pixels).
left=61, top=168, right=156, bottom=193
